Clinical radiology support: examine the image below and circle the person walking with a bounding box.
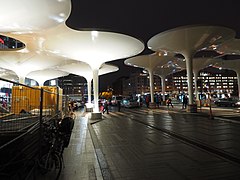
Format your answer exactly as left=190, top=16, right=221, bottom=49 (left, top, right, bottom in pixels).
left=103, top=101, right=109, bottom=114
left=182, top=95, right=188, bottom=109
left=167, top=98, right=174, bottom=108
left=146, top=95, right=150, bottom=108
left=155, top=95, right=160, bottom=108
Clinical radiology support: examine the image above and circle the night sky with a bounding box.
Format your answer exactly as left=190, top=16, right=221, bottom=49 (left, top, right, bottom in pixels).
left=66, top=0, right=240, bottom=91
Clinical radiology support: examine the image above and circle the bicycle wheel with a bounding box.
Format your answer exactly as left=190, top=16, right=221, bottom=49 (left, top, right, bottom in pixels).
left=38, top=152, right=62, bottom=179
left=53, top=153, right=62, bottom=180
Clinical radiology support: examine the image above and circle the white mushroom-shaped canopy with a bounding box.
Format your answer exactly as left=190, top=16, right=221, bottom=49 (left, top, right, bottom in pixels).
left=57, top=61, right=92, bottom=79
left=0, top=51, right=68, bottom=82
left=213, top=58, right=240, bottom=72
left=43, top=24, right=145, bottom=69
left=216, top=38, right=240, bottom=55
left=167, top=57, right=215, bottom=74
left=42, top=23, right=143, bottom=114
left=57, top=61, right=119, bottom=80
left=193, top=57, right=215, bottom=73
left=0, top=68, right=18, bottom=81
left=26, top=69, right=70, bottom=86
left=57, top=61, right=119, bottom=106
left=98, top=63, right=119, bottom=75
left=0, top=0, right=71, bottom=33
left=170, top=58, right=186, bottom=70
left=125, top=52, right=176, bottom=103
left=154, top=66, right=175, bottom=77
left=1, top=33, right=46, bottom=53
left=124, top=52, right=175, bottom=71
left=147, top=25, right=235, bottom=106
left=0, top=49, right=35, bottom=61
left=147, top=25, right=236, bottom=55
left=153, top=66, right=176, bottom=102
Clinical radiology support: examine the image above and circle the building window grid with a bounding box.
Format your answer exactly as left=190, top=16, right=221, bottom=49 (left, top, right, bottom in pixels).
left=121, top=71, right=238, bottom=96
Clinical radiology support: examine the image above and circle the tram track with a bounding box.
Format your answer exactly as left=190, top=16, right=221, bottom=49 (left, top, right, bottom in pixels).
left=126, top=114, right=240, bottom=166
left=89, top=109, right=240, bottom=179
left=92, top=107, right=240, bottom=166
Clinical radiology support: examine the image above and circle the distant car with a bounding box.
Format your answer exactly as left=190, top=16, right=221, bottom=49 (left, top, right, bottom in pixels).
left=111, top=96, right=123, bottom=106
left=235, top=100, right=240, bottom=107
left=121, top=99, right=139, bottom=108
left=214, top=98, right=239, bottom=107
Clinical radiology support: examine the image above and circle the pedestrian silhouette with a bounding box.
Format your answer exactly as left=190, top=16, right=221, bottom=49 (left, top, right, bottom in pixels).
left=155, top=95, right=160, bottom=108
left=117, top=100, right=121, bottom=112
left=103, top=101, right=109, bottom=114
left=182, top=95, right=188, bottom=109
left=146, top=95, right=150, bottom=108
left=166, top=98, right=174, bottom=108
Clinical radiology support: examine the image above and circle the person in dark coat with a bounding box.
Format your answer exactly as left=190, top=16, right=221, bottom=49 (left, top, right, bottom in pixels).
left=103, top=101, right=109, bottom=114
left=182, top=95, right=188, bottom=109
left=167, top=98, right=174, bottom=108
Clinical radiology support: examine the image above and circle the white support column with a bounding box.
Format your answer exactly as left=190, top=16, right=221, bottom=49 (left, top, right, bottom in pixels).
left=148, top=70, right=154, bottom=103
left=185, top=54, right=194, bottom=105
left=92, top=69, right=99, bottom=113
left=193, top=70, right=199, bottom=100
left=184, top=53, right=197, bottom=112
left=85, top=78, right=93, bottom=112
left=87, top=79, right=92, bottom=104
left=161, top=75, right=166, bottom=101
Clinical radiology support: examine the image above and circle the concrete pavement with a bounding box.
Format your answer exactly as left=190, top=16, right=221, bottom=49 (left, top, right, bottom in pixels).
left=45, top=104, right=240, bottom=179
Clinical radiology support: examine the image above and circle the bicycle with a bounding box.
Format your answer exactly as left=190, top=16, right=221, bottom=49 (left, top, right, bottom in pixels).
left=38, top=120, right=65, bottom=180
left=38, top=116, right=74, bottom=180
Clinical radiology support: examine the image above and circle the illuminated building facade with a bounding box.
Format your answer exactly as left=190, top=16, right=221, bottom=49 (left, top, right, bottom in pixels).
left=58, top=74, right=88, bottom=97
left=122, top=73, right=162, bottom=96
left=120, top=67, right=238, bottom=98
left=173, top=67, right=238, bottom=98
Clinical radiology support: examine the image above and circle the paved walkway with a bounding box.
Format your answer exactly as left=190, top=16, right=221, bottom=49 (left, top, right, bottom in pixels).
left=37, top=110, right=103, bottom=180
left=89, top=105, right=240, bottom=179
left=162, top=102, right=240, bottom=123
left=59, top=111, right=103, bottom=180
left=40, top=104, right=240, bottom=179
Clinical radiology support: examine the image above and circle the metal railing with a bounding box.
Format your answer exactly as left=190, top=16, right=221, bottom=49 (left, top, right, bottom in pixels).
left=0, top=77, right=65, bottom=179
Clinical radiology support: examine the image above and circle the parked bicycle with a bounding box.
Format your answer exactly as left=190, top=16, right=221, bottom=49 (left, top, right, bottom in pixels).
left=38, top=116, right=74, bottom=180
